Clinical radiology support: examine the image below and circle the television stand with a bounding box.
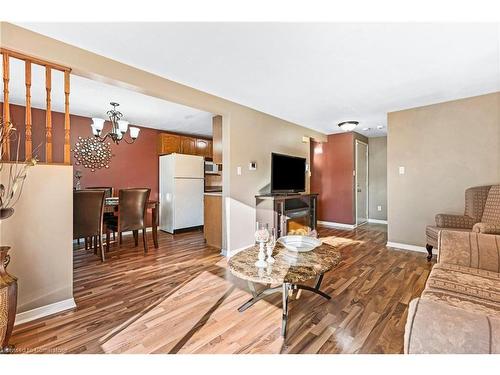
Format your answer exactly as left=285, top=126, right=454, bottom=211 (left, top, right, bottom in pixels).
left=255, top=193, right=318, bottom=238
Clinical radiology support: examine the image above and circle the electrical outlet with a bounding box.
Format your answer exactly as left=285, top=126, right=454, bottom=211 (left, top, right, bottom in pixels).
left=377, top=205, right=382, bottom=211
left=399, top=166, right=405, bottom=175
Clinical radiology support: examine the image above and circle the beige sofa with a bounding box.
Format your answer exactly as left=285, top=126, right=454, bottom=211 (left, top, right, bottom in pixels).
left=426, top=185, right=500, bottom=261
left=405, top=230, right=500, bottom=353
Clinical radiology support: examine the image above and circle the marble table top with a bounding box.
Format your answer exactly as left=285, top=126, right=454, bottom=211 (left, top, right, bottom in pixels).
left=228, top=241, right=341, bottom=284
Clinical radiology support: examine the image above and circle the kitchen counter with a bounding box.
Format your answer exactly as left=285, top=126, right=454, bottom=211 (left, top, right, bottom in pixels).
left=204, top=193, right=222, bottom=249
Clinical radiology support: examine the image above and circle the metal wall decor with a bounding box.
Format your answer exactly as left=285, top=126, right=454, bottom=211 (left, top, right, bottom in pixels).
left=72, top=136, right=113, bottom=172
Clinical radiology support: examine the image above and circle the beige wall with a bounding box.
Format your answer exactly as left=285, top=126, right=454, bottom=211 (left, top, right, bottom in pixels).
left=368, top=136, right=387, bottom=221
left=387, top=92, right=500, bottom=247
left=0, top=164, right=73, bottom=313
left=0, top=22, right=326, bottom=255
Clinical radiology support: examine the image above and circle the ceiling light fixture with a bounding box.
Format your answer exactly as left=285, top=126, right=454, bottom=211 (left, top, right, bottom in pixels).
left=338, top=121, right=359, bottom=132
left=91, top=102, right=140, bottom=145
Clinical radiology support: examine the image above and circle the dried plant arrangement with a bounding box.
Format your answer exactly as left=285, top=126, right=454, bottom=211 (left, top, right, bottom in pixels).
left=0, top=121, right=37, bottom=220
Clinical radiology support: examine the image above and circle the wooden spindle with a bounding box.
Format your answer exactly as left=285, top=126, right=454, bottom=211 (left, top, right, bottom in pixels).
left=25, top=61, right=32, bottom=160
left=2, top=52, right=10, bottom=161
left=64, top=71, right=71, bottom=164
left=45, top=66, right=52, bottom=163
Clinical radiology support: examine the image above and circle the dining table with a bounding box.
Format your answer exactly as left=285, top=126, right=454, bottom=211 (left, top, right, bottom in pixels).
left=104, top=197, right=159, bottom=248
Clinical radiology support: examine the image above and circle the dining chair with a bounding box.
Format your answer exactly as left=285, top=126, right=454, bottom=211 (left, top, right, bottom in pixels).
left=85, top=186, right=114, bottom=198
left=105, top=188, right=151, bottom=253
left=73, top=190, right=106, bottom=262
left=86, top=186, right=116, bottom=240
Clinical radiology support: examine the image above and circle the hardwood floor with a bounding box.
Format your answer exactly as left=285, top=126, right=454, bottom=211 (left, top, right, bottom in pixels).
left=10, top=224, right=433, bottom=354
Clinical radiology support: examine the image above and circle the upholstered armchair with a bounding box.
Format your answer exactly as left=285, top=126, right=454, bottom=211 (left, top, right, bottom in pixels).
left=426, top=185, right=500, bottom=261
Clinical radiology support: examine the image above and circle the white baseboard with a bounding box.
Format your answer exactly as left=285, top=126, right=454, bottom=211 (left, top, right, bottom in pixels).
left=318, top=220, right=356, bottom=230
left=386, top=241, right=437, bottom=255
left=15, top=298, right=76, bottom=326
left=368, top=218, right=388, bottom=224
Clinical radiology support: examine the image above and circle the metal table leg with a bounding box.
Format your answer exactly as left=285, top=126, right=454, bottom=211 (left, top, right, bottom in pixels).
left=281, top=283, right=290, bottom=337
left=237, top=273, right=330, bottom=338
left=237, top=284, right=282, bottom=312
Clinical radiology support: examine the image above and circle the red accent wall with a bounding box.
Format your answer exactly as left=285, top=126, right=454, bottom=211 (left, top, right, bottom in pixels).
left=311, top=132, right=355, bottom=224
left=3, top=103, right=162, bottom=201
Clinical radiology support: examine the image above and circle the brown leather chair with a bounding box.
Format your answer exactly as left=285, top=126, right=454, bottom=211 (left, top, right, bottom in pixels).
left=73, top=190, right=106, bottom=262
left=86, top=187, right=113, bottom=198
left=86, top=187, right=116, bottom=240
left=105, top=188, right=151, bottom=253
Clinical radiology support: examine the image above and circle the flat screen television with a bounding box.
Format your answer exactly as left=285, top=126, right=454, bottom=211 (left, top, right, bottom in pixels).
left=271, top=152, right=306, bottom=193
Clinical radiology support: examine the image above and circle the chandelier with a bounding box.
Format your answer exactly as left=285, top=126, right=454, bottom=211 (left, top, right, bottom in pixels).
left=338, top=121, right=359, bottom=132
left=90, top=102, right=140, bottom=145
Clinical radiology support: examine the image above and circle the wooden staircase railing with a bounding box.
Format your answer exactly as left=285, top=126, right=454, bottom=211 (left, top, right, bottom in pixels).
left=1, top=48, right=72, bottom=164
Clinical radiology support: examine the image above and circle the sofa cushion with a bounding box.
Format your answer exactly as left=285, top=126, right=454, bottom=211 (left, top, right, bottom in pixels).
left=426, top=226, right=470, bottom=248
left=422, top=263, right=500, bottom=317
left=405, top=298, right=500, bottom=354
left=482, top=185, right=500, bottom=224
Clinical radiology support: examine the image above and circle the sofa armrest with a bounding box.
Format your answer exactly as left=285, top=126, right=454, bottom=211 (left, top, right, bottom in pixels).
left=405, top=298, right=500, bottom=354
left=435, top=214, right=476, bottom=229
left=438, top=230, right=500, bottom=272
left=472, top=222, right=500, bottom=234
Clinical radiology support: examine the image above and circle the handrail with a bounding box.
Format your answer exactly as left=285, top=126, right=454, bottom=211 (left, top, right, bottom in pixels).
left=0, top=48, right=72, bottom=164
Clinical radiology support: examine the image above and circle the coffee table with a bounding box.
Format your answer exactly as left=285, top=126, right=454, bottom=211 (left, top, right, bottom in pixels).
left=228, top=241, right=341, bottom=338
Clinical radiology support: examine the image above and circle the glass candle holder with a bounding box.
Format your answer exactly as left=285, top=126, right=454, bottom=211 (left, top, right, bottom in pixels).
left=254, top=223, right=269, bottom=268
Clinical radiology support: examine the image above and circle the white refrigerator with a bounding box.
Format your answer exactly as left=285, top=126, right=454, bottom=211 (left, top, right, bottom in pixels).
left=159, top=153, right=205, bottom=234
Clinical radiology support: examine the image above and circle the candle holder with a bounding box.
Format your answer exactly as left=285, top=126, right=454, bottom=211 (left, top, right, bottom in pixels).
left=266, top=227, right=276, bottom=264
left=254, top=223, right=269, bottom=268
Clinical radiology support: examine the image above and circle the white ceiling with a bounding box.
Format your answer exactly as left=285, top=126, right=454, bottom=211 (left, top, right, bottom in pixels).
left=1, top=55, right=214, bottom=136
left=15, top=23, right=500, bottom=137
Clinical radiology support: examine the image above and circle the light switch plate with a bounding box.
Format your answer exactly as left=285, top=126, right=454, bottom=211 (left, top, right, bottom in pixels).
left=377, top=205, right=382, bottom=211
left=399, top=166, right=405, bottom=175
left=237, top=166, right=242, bottom=175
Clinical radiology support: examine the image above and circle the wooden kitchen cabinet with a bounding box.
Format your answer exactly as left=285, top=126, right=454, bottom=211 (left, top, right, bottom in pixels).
left=212, top=115, right=222, bottom=164
left=180, top=136, right=197, bottom=155
left=158, top=133, right=181, bottom=154
left=158, top=132, right=212, bottom=157
left=196, top=138, right=212, bottom=158
left=204, top=194, right=222, bottom=249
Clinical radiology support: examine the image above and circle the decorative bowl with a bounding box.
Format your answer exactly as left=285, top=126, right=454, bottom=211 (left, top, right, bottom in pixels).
left=277, top=235, right=322, bottom=253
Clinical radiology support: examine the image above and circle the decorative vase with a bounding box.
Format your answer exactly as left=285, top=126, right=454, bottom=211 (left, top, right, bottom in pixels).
left=0, top=246, right=17, bottom=354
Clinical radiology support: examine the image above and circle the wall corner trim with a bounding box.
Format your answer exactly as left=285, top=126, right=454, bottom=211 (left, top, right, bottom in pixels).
left=15, top=298, right=77, bottom=326
left=386, top=241, right=437, bottom=255
left=368, top=218, right=388, bottom=224
left=318, top=220, right=356, bottom=230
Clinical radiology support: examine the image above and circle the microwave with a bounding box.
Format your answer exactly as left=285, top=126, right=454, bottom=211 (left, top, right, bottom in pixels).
left=204, top=161, right=219, bottom=174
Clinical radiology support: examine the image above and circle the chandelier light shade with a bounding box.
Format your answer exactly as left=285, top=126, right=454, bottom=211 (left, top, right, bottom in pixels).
left=338, top=121, right=359, bottom=132
left=90, top=102, right=140, bottom=145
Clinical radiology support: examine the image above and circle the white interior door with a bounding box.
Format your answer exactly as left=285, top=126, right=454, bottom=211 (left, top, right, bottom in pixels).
left=355, top=140, right=368, bottom=226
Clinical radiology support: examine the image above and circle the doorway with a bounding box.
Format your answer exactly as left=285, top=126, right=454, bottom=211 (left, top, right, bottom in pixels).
left=355, top=140, right=369, bottom=226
